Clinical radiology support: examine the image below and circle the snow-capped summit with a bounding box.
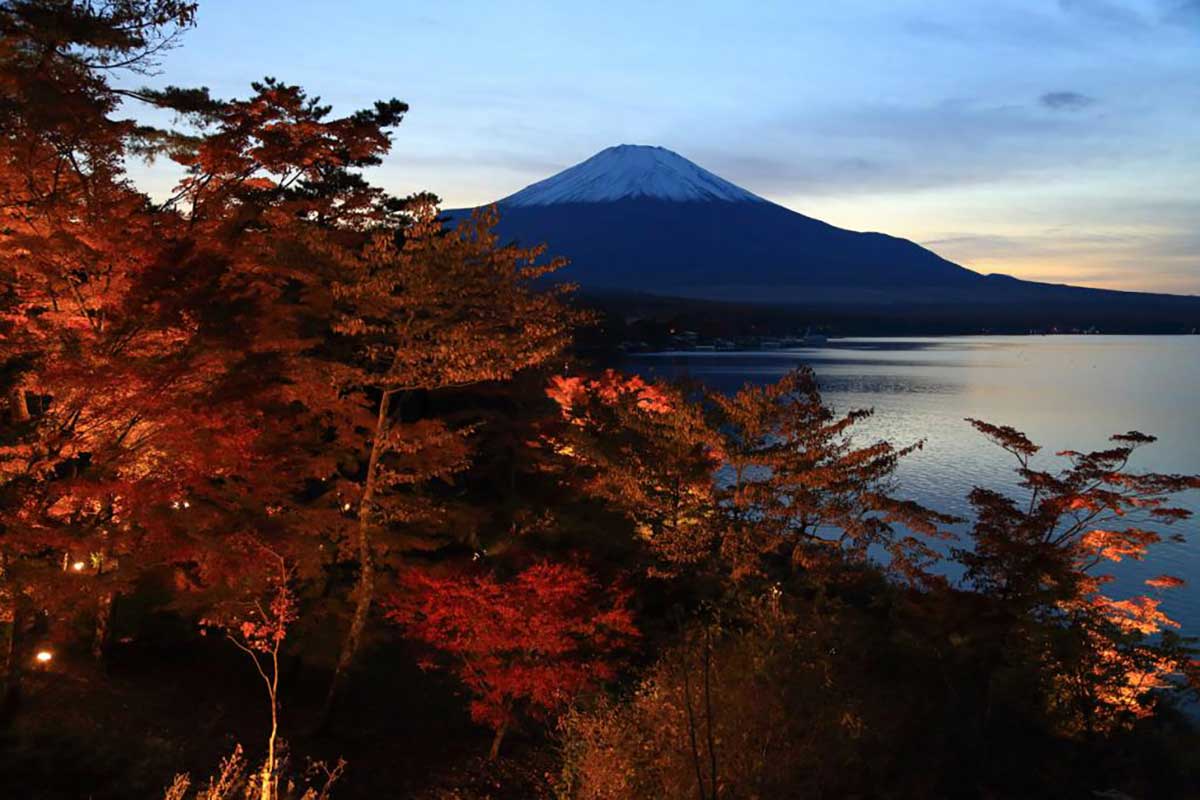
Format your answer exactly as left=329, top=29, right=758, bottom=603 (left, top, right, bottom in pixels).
left=500, top=144, right=767, bottom=207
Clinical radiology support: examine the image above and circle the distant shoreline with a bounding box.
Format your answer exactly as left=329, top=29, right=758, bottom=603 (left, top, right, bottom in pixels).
left=619, top=331, right=1200, bottom=358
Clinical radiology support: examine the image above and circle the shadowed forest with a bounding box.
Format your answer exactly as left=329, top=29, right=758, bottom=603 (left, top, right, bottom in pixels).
left=2, top=4, right=1199, bottom=798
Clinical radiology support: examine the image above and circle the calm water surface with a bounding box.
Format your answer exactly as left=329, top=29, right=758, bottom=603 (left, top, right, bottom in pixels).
left=629, top=336, right=1200, bottom=634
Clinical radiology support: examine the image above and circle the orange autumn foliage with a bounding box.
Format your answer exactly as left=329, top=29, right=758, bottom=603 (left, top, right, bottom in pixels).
left=546, top=371, right=721, bottom=570
left=710, top=368, right=954, bottom=583
left=963, top=420, right=1199, bottom=727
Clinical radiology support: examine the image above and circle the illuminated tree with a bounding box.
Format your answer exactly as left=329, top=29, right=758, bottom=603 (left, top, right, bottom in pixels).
left=0, top=0, right=213, bottom=679
left=547, top=367, right=950, bottom=583
left=126, top=75, right=415, bottom=626
left=386, top=561, right=638, bottom=759
left=959, top=420, right=1200, bottom=729
left=710, top=368, right=953, bottom=583
left=315, top=200, right=581, bottom=716
left=545, top=370, right=722, bottom=572
left=0, top=1, right=413, bottom=686
left=128, top=75, right=584, bottom=726
left=0, top=1, right=584, bottom=725
left=201, top=541, right=297, bottom=800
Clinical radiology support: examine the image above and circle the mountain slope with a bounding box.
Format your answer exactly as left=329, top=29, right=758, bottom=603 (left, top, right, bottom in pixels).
left=486, top=196, right=980, bottom=294
left=447, top=145, right=1200, bottom=328
left=454, top=144, right=983, bottom=296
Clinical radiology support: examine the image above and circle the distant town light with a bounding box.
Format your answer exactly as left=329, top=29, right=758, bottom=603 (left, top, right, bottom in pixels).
left=35, top=650, right=53, bottom=663
left=72, top=561, right=85, bottom=572
left=342, top=502, right=352, bottom=511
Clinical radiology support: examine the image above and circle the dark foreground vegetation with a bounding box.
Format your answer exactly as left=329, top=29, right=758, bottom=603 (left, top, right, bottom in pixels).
left=2, top=3, right=1199, bottom=798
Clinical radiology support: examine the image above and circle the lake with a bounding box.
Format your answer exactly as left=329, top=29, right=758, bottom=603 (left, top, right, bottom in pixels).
left=628, top=336, right=1200, bottom=634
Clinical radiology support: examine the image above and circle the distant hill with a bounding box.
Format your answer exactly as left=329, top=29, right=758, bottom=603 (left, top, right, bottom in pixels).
left=448, top=144, right=1200, bottom=333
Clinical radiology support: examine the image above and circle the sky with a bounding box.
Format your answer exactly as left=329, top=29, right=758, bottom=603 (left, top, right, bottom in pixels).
left=132, top=0, right=1200, bottom=294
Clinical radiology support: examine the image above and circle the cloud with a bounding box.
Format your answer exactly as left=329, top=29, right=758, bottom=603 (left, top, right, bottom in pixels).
left=1161, top=0, right=1200, bottom=25
left=1060, top=0, right=1200, bottom=28
left=921, top=226, right=1200, bottom=294
left=1058, top=0, right=1151, bottom=28
left=695, top=96, right=1119, bottom=198
left=1040, top=91, right=1098, bottom=111
left=901, top=8, right=1084, bottom=49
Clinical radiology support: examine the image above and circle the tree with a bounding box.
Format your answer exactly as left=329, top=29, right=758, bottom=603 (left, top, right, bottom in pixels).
left=200, top=541, right=297, bottom=800
left=0, top=0, right=198, bottom=442
left=545, top=370, right=722, bottom=573
left=546, top=367, right=950, bottom=584
left=125, top=78, right=414, bottom=691
left=0, top=0, right=217, bottom=683
left=386, top=561, right=637, bottom=759
left=958, top=420, right=1200, bottom=731
left=0, top=0, right=416, bottom=695
left=556, top=588, right=950, bottom=800
left=316, top=200, right=582, bottom=717
left=1, top=0, right=585, bottom=729
left=709, top=368, right=953, bottom=583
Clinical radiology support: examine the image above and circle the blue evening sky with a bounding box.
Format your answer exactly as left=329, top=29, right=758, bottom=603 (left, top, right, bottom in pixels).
left=134, top=0, right=1200, bottom=293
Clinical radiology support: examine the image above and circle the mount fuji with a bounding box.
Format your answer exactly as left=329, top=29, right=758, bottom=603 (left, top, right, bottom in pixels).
left=448, top=145, right=1200, bottom=331
left=501, top=144, right=766, bottom=206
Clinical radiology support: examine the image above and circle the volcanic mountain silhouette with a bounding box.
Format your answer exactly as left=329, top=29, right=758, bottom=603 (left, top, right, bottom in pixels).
left=448, top=145, right=1200, bottom=330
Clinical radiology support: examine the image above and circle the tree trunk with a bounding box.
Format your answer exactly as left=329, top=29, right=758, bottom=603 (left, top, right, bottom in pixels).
left=0, top=553, right=15, bottom=709
left=702, top=625, right=718, bottom=800
left=321, top=555, right=373, bottom=722
left=92, top=591, right=115, bottom=661
left=488, top=714, right=510, bottom=761
left=681, top=638, right=708, bottom=800
left=320, top=390, right=393, bottom=726
left=0, top=596, right=14, bottom=707
left=8, top=386, right=29, bottom=423
left=261, top=663, right=279, bottom=800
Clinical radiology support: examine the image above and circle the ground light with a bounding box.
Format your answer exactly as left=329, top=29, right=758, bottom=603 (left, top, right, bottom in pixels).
left=34, top=650, right=53, bottom=664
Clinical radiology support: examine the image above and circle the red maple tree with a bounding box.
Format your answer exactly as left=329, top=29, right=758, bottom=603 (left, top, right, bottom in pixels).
left=386, top=561, right=638, bottom=759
